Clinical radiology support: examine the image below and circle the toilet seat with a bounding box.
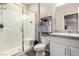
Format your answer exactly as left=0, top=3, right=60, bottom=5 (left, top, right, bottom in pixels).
left=34, top=43, right=46, bottom=51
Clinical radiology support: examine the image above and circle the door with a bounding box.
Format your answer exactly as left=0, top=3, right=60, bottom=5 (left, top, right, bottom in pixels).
left=23, top=9, right=35, bottom=51
left=0, top=4, right=22, bottom=55
left=50, top=42, right=67, bottom=56
left=69, top=47, right=79, bottom=56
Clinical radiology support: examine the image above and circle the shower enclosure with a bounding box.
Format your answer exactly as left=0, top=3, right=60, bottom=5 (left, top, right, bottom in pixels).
left=0, top=3, right=35, bottom=55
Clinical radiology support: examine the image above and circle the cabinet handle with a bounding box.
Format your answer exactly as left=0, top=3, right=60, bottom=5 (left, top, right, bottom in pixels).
left=65, top=48, right=66, bottom=56
left=70, top=49, right=71, bottom=56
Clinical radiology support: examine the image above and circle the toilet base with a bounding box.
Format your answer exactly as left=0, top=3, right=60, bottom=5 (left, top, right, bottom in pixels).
left=36, top=51, right=45, bottom=56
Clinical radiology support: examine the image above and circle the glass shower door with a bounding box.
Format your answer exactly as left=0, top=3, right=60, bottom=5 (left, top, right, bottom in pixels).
left=0, top=4, right=22, bottom=55
left=0, top=3, right=36, bottom=55
left=23, top=9, right=35, bottom=51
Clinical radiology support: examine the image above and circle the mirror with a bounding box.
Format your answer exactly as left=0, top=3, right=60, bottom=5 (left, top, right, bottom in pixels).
left=64, top=13, right=78, bottom=33
left=55, top=3, right=79, bottom=33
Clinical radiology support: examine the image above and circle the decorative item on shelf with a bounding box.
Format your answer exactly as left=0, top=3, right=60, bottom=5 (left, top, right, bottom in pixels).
left=38, top=16, right=52, bottom=33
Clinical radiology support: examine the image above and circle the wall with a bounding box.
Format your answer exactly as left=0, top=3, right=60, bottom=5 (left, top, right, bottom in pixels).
left=28, top=3, right=38, bottom=14
left=56, top=3, right=79, bottom=32
left=40, top=3, right=56, bottom=18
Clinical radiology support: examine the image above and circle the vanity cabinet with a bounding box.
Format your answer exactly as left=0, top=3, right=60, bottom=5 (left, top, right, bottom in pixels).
left=69, top=47, right=79, bottom=56
left=50, top=42, right=67, bottom=56
left=50, top=36, right=79, bottom=56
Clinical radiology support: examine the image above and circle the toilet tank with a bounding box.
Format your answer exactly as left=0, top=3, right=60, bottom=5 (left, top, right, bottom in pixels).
left=41, top=37, right=50, bottom=44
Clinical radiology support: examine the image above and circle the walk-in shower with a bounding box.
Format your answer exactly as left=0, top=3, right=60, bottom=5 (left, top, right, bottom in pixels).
left=0, top=3, right=35, bottom=56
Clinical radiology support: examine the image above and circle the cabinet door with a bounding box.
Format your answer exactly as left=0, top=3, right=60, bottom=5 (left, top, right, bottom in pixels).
left=50, top=42, right=67, bottom=56
left=69, top=47, right=79, bottom=56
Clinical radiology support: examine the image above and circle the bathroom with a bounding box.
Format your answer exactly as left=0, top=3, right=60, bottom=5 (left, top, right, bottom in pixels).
left=1, top=0, right=79, bottom=57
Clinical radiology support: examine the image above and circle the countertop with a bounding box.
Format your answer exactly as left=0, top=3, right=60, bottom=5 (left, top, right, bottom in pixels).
left=50, top=33, right=79, bottom=38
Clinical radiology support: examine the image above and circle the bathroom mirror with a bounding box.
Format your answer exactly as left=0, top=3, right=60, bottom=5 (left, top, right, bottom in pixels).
left=64, top=13, right=78, bottom=33
left=55, top=3, right=79, bottom=33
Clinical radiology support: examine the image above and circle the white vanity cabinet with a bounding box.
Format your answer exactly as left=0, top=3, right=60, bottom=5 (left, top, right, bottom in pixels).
left=69, top=47, right=79, bottom=56
left=50, top=36, right=79, bottom=56
left=50, top=42, right=67, bottom=56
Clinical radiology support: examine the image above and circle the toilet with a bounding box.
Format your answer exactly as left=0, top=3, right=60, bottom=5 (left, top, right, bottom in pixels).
left=34, top=37, right=49, bottom=56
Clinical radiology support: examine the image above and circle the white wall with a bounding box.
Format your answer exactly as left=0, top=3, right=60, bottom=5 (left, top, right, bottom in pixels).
left=40, top=3, right=56, bottom=18
left=56, top=3, right=79, bottom=32
left=28, top=3, right=38, bottom=14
